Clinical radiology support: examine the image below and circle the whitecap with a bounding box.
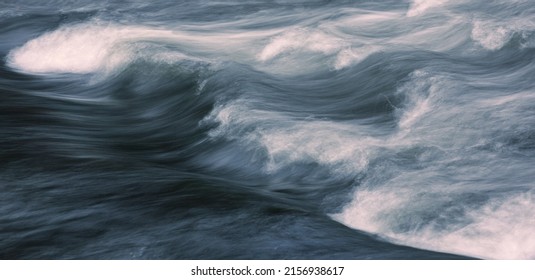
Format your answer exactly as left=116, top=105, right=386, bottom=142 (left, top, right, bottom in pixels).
left=334, top=189, right=535, bottom=259
left=406, top=0, right=450, bottom=17
left=471, top=20, right=513, bottom=51
left=6, top=22, right=195, bottom=75
left=257, top=28, right=348, bottom=62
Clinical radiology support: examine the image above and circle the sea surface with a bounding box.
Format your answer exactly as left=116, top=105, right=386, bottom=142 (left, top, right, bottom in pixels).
left=1, top=0, right=534, bottom=259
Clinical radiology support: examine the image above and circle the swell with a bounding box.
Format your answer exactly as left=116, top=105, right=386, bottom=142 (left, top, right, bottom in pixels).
left=0, top=59, right=472, bottom=259
left=1, top=0, right=535, bottom=260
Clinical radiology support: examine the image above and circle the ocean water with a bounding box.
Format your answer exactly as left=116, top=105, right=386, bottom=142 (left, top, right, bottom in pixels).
left=1, top=0, right=534, bottom=260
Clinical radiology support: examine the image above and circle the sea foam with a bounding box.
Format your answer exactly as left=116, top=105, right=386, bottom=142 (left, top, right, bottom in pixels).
left=7, top=23, right=189, bottom=74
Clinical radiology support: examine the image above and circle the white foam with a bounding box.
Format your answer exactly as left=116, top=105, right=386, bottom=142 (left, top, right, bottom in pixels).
left=7, top=23, right=191, bottom=74
left=406, top=0, right=449, bottom=17
left=471, top=20, right=513, bottom=51
left=334, top=46, right=380, bottom=70
left=434, top=193, right=535, bottom=259
left=258, top=29, right=348, bottom=62
left=257, top=28, right=383, bottom=70
left=329, top=69, right=535, bottom=259
left=206, top=101, right=385, bottom=177
left=260, top=122, right=377, bottom=174
left=331, top=187, right=409, bottom=234
left=204, top=70, right=453, bottom=176
left=334, top=189, right=535, bottom=259
left=205, top=66, right=535, bottom=260
left=471, top=18, right=535, bottom=51
left=395, top=70, right=448, bottom=131
left=255, top=7, right=473, bottom=72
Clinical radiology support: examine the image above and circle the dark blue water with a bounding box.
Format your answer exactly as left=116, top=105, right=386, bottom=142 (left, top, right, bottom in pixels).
left=1, top=0, right=534, bottom=259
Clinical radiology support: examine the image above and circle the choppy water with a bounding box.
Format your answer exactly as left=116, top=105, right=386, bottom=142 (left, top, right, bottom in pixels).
left=1, top=0, right=534, bottom=259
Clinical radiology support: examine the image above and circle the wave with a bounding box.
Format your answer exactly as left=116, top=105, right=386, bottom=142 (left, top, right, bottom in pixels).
left=6, top=22, right=203, bottom=75
left=2, top=0, right=535, bottom=259
left=406, top=0, right=451, bottom=17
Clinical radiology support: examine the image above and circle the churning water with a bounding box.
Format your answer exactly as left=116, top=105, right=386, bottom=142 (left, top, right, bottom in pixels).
left=1, top=0, right=534, bottom=259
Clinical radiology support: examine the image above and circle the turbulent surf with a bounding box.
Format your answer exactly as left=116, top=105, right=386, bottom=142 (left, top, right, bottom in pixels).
left=1, top=0, right=534, bottom=259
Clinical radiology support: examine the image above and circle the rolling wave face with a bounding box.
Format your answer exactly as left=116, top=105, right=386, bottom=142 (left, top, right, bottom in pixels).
left=1, top=0, right=534, bottom=259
